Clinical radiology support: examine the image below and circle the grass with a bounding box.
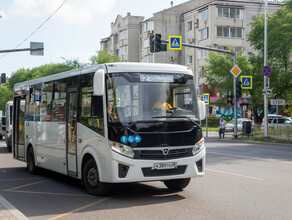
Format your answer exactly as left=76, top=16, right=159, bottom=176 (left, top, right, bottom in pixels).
left=202, top=127, right=219, bottom=131
left=235, top=136, right=292, bottom=145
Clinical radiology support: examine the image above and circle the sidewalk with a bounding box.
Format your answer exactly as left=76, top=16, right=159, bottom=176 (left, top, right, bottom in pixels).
left=0, top=195, right=28, bottom=220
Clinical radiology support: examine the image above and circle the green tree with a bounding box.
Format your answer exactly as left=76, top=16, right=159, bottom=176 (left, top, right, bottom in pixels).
left=0, top=85, right=13, bottom=114
left=7, top=63, right=75, bottom=91
left=248, top=0, right=292, bottom=114
left=90, top=50, right=121, bottom=64
left=205, top=51, right=265, bottom=123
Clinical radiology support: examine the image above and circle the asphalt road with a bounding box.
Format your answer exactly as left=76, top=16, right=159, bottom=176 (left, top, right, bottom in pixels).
left=0, top=138, right=292, bottom=220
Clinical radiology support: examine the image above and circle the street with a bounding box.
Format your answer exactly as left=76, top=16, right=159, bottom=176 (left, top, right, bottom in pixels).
left=0, top=138, right=292, bottom=220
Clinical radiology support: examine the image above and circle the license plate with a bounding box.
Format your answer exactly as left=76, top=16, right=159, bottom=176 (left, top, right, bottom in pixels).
left=153, top=162, right=177, bottom=170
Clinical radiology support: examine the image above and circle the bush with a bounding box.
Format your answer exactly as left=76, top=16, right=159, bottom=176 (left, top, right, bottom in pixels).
left=201, top=117, right=220, bottom=128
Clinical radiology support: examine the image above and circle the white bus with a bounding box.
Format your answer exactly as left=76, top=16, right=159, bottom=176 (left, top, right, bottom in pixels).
left=13, top=63, right=206, bottom=196
left=5, top=101, right=13, bottom=152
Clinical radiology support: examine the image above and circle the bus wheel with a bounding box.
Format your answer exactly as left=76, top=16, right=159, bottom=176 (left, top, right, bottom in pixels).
left=27, top=147, right=37, bottom=174
left=163, top=178, right=191, bottom=191
left=83, top=158, right=112, bottom=196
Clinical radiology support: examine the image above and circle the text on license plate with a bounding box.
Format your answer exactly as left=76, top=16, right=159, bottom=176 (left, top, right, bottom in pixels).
left=153, top=162, right=177, bottom=170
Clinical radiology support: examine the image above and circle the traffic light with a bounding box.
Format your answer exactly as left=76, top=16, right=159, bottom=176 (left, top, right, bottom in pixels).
left=150, top=35, right=154, bottom=53
left=149, top=34, right=167, bottom=53
left=1, top=73, right=6, bottom=84
left=236, top=81, right=242, bottom=98
left=155, top=34, right=162, bottom=52
left=227, top=95, right=233, bottom=105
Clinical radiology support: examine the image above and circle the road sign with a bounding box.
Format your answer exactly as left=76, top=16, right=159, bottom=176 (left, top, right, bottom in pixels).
left=30, top=42, right=44, bottom=56
left=262, top=89, right=272, bottom=95
left=203, top=93, right=209, bottom=105
left=241, top=76, right=252, bottom=89
left=271, top=99, right=285, bottom=105
left=169, top=36, right=182, bottom=50
left=262, top=65, right=272, bottom=77
left=230, top=65, right=241, bottom=78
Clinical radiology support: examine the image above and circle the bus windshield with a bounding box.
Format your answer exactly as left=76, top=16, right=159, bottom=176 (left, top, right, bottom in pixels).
left=106, top=72, right=200, bottom=125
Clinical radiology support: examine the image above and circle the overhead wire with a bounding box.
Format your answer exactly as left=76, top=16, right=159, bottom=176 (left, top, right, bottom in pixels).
left=0, top=0, right=68, bottom=60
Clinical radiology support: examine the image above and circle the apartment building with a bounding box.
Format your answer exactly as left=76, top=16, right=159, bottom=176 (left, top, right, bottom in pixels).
left=182, top=0, right=281, bottom=97
left=100, top=0, right=282, bottom=98
left=100, top=12, right=144, bottom=62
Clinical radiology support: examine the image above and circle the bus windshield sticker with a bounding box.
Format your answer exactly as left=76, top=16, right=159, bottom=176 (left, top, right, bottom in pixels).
left=140, top=74, right=174, bottom=83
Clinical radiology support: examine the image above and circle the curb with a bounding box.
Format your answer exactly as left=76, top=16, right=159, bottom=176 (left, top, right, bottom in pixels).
left=0, top=195, right=28, bottom=220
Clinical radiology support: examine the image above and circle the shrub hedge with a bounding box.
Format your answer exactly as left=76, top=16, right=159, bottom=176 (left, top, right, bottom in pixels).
left=201, top=117, right=221, bottom=128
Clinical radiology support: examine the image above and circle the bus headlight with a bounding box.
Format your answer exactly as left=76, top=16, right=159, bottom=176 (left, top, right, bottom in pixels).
left=109, top=141, right=135, bottom=158
left=193, top=138, right=204, bottom=155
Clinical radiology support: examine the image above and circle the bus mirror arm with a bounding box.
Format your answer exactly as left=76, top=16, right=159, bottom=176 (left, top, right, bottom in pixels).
left=198, top=100, right=206, bottom=120
left=93, top=69, right=105, bottom=96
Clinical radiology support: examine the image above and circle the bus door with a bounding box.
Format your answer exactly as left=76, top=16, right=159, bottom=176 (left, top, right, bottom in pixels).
left=66, top=87, right=78, bottom=176
left=14, top=97, right=26, bottom=160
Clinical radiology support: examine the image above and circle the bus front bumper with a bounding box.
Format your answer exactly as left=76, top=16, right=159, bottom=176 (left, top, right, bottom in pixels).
left=104, top=146, right=206, bottom=183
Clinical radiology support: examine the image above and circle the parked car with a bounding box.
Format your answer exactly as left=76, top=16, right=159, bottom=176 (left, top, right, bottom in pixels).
left=225, top=118, right=253, bottom=132
left=0, top=116, right=6, bottom=140
left=262, top=117, right=292, bottom=129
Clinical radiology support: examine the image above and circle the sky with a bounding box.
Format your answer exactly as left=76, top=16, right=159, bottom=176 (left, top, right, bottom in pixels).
left=0, top=0, right=188, bottom=77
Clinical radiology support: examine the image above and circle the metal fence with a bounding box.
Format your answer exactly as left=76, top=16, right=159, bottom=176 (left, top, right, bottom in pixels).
left=238, top=124, right=292, bottom=140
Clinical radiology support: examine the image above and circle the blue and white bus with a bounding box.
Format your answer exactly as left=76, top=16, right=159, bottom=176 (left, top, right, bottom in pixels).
left=13, top=62, right=206, bottom=195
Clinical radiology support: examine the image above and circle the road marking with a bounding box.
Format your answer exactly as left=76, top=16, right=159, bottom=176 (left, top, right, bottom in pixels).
left=206, top=168, right=264, bottom=181
left=208, top=151, right=292, bottom=165
left=0, top=177, right=41, bottom=182
left=48, top=198, right=110, bottom=220
left=207, top=151, right=254, bottom=160
left=6, top=189, right=90, bottom=197
left=4, top=179, right=50, bottom=191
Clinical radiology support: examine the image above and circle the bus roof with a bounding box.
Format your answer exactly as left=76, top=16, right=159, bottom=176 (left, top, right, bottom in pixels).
left=14, top=62, right=192, bottom=91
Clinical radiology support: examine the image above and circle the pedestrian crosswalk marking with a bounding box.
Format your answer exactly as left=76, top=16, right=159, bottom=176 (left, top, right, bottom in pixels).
left=240, top=76, right=252, bottom=89
left=171, top=39, right=180, bottom=47
left=169, top=35, right=182, bottom=50
left=243, top=78, right=250, bottom=86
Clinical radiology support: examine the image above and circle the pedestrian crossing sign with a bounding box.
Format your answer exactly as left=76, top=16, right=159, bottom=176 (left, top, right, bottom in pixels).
left=241, top=76, right=252, bottom=89
left=169, top=36, right=182, bottom=50
left=203, top=93, right=210, bottom=105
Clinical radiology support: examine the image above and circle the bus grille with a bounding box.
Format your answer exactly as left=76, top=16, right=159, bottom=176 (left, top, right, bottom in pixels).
left=133, top=148, right=193, bottom=160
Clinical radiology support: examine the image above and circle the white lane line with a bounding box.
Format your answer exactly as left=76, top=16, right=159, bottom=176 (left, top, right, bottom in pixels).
left=206, top=168, right=264, bottom=181
left=207, top=151, right=254, bottom=160
left=0, top=195, right=29, bottom=220
left=208, top=151, right=292, bottom=164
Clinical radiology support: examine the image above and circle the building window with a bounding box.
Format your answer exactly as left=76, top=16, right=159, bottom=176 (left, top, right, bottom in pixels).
left=199, top=9, right=209, bottom=22
left=142, top=55, right=148, bottom=63
left=217, top=26, right=243, bottom=38
left=198, top=49, right=207, bottom=59
left=187, top=55, right=193, bottom=64
left=198, top=85, right=203, bottom=96
left=118, top=47, right=123, bottom=57
left=143, top=38, right=149, bottom=48
left=118, top=31, right=123, bottom=41
left=217, top=7, right=243, bottom=19
left=199, top=67, right=205, bottom=78
left=198, top=28, right=208, bottom=40
left=143, top=21, right=153, bottom=32
left=187, top=21, right=192, bottom=31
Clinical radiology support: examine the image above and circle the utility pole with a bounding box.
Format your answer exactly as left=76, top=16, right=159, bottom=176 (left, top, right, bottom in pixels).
left=264, top=0, right=269, bottom=138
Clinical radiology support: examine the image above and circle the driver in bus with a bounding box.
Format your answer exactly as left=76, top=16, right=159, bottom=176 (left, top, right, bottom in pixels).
left=152, top=93, right=172, bottom=111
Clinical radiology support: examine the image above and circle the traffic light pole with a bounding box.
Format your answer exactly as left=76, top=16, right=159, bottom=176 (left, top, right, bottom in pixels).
left=233, top=49, right=238, bottom=138
left=161, top=40, right=239, bottom=138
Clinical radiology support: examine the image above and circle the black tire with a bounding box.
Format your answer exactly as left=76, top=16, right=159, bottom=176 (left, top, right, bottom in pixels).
left=163, top=178, right=191, bottom=191
left=83, top=158, right=112, bottom=196
left=27, top=147, right=37, bottom=174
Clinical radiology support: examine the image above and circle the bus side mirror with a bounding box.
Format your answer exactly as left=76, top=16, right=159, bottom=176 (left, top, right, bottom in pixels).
left=198, top=100, right=206, bottom=120
left=93, top=69, right=105, bottom=96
